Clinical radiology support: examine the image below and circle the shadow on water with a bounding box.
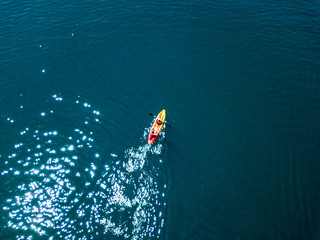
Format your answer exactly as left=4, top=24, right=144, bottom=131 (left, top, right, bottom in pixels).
left=0, top=95, right=167, bottom=240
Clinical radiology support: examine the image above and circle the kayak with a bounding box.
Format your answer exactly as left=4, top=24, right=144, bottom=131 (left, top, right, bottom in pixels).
left=148, top=109, right=166, bottom=145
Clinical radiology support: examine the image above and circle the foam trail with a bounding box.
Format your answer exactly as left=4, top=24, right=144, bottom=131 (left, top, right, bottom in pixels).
left=97, top=125, right=167, bottom=239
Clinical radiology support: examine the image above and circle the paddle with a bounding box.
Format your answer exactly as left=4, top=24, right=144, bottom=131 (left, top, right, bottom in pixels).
left=149, top=113, right=172, bottom=128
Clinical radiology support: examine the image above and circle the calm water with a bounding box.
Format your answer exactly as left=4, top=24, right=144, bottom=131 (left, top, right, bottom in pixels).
left=1, top=1, right=320, bottom=239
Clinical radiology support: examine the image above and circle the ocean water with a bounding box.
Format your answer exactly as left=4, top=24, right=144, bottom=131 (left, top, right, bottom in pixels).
left=0, top=1, right=320, bottom=239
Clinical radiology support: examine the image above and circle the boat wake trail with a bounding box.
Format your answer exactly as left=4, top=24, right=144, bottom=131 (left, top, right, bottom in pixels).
left=94, top=127, right=167, bottom=239
left=0, top=95, right=167, bottom=240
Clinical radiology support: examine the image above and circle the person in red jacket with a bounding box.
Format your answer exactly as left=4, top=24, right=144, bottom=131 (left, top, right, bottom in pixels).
left=156, top=118, right=162, bottom=125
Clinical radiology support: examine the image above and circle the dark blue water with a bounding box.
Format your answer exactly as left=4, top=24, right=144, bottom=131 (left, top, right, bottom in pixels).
left=1, top=1, right=320, bottom=239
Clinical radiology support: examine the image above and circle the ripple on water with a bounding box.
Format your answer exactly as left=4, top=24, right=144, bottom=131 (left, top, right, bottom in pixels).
left=1, top=95, right=167, bottom=239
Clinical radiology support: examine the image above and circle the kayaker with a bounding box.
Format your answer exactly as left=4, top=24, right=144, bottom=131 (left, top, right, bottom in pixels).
left=156, top=118, right=162, bottom=125
left=150, top=130, right=156, bottom=138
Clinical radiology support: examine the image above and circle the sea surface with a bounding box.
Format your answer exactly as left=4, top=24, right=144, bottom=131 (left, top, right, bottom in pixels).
left=1, top=1, right=320, bottom=240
